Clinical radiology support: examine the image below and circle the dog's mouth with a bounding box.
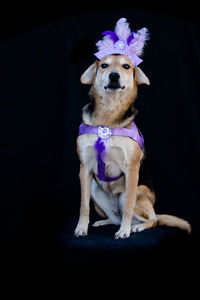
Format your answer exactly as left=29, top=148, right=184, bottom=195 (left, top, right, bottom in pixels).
left=104, top=72, right=125, bottom=90
left=104, top=83, right=125, bottom=90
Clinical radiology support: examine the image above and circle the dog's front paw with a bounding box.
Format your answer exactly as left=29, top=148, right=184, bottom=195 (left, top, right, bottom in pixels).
left=115, top=226, right=131, bottom=239
left=74, top=223, right=88, bottom=237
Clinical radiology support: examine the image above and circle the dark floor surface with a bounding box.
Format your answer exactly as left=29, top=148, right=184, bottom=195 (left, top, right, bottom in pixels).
left=56, top=216, right=195, bottom=267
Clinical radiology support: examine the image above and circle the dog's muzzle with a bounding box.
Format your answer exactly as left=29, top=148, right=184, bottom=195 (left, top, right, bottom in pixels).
left=104, top=72, right=125, bottom=90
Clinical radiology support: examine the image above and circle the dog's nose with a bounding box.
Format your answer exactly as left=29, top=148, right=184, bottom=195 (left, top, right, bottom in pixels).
left=109, top=72, right=120, bottom=82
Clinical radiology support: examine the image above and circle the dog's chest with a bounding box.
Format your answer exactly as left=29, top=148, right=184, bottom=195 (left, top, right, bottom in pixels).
left=78, top=135, right=128, bottom=167
left=77, top=134, right=137, bottom=193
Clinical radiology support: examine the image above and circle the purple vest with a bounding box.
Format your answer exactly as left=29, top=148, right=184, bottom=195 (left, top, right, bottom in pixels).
left=79, top=121, right=144, bottom=182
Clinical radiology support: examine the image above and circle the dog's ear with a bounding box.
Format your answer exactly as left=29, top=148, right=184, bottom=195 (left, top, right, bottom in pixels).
left=135, top=67, right=150, bottom=85
left=80, top=61, right=98, bottom=84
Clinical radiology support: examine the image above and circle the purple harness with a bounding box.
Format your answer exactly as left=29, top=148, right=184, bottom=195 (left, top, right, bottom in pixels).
left=79, top=122, right=144, bottom=182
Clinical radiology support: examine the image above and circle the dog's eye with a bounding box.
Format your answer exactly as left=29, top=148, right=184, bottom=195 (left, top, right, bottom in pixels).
left=123, top=64, right=130, bottom=69
left=101, top=63, right=108, bottom=69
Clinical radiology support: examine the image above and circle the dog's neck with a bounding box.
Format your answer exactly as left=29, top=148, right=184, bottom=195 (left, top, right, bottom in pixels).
left=82, top=86, right=138, bottom=128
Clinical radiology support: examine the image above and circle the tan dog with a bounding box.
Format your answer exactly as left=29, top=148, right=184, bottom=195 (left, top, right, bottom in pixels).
left=75, top=55, right=191, bottom=239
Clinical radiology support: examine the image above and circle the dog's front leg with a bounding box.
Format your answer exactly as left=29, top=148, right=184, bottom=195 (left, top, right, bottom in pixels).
left=115, top=161, right=140, bottom=239
left=74, top=163, right=92, bottom=237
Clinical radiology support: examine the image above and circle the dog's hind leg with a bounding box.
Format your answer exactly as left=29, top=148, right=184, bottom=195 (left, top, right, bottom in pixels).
left=131, top=219, right=157, bottom=233
left=118, top=185, right=157, bottom=233
left=131, top=185, right=157, bottom=233
left=91, top=179, right=121, bottom=226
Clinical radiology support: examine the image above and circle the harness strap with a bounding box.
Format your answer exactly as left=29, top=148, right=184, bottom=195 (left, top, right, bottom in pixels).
left=94, top=137, right=124, bottom=182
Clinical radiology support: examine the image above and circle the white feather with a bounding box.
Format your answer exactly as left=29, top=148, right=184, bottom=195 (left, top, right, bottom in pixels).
left=114, top=18, right=131, bottom=40
left=129, top=27, right=150, bottom=56
left=96, top=36, right=113, bottom=51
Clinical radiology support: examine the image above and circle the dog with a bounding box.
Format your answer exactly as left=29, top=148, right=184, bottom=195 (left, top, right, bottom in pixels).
left=74, top=54, right=191, bottom=239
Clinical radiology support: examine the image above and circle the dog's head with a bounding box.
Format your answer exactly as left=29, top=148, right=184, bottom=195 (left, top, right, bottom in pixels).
left=81, top=55, right=150, bottom=98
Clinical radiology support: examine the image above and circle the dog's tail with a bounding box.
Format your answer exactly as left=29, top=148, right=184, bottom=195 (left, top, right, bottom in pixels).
left=156, top=214, right=191, bottom=234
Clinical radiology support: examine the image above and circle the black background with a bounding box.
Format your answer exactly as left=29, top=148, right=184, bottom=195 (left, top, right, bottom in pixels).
left=0, top=3, right=200, bottom=280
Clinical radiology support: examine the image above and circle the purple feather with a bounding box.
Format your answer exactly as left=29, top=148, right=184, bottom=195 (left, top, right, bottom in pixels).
left=102, top=31, right=119, bottom=43
left=95, top=137, right=106, bottom=181
left=94, top=137, right=124, bottom=182
left=127, top=33, right=134, bottom=45
left=95, top=137, right=105, bottom=155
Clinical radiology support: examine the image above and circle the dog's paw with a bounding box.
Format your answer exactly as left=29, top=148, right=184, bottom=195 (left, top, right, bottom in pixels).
left=74, top=223, right=88, bottom=237
left=131, top=224, right=144, bottom=233
left=92, top=219, right=111, bottom=227
left=115, top=226, right=131, bottom=239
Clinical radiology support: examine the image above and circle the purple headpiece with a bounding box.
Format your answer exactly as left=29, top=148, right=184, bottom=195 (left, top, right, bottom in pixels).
left=94, top=18, right=150, bottom=66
